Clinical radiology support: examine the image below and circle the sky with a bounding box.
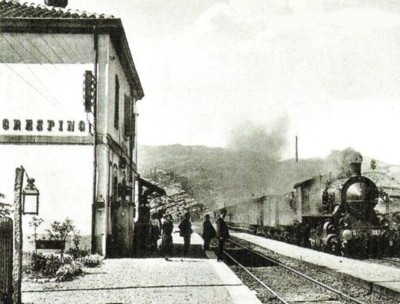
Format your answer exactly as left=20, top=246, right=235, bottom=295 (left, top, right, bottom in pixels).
left=26, top=0, right=400, bottom=164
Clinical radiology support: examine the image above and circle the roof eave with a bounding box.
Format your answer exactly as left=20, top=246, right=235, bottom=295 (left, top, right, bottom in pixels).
left=0, top=17, right=144, bottom=100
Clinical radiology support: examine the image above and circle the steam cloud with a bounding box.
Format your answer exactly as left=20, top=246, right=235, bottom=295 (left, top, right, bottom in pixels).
left=228, top=115, right=289, bottom=161
left=323, top=147, right=364, bottom=178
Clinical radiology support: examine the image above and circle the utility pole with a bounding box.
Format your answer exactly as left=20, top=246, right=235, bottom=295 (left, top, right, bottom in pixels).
left=91, top=28, right=99, bottom=254
left=295, top=135, right=298, bottom=163
left=12, top=167, right=24, bottom=304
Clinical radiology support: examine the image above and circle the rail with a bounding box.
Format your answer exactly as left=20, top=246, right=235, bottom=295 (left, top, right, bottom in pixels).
left=226, top=238, right=368, bottom=304
left=222, top=249, right=289, bottom=304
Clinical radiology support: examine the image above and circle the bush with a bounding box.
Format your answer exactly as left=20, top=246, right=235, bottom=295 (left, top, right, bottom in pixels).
left=24, top=253, right=75, bottom=278
left=29, top=253, right=64, bottom=277
left=66, top=247, right=90, bottom=259
left=78, top=254, right=103, bottom=268
left=55, top=261, right=83, bottom=281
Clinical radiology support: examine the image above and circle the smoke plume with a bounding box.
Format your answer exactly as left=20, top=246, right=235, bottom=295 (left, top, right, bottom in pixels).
left=228, top=115, right=289, bottom=161
left=325, top=147, right=363, bottom=177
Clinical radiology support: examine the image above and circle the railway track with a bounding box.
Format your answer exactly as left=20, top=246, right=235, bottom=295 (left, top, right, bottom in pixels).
left=222, top=239, right=396, bottom=304
left=382, top=257, right=400, bottom=268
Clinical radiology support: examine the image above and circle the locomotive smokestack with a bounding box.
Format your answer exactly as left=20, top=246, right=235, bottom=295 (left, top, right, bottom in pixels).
left=349, top=162, right=362, bottom=176
left=340, top=148, right=363, bottom=177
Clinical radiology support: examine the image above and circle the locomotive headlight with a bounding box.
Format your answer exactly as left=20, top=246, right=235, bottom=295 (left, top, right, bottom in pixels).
left=342, top=229, right=353, bottom=241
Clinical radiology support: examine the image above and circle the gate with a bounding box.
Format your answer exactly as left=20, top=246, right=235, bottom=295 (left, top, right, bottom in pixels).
left=0, top=217, right=13, bottom=304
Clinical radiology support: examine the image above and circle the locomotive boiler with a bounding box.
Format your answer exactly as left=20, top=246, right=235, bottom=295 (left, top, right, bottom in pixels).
left=221, top=158, right=392, bottom=258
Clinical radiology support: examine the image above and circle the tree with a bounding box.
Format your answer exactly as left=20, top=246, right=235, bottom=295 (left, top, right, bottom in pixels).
left=370, top=159, right=377, bottom=171
left=0, top=193, right=11, bottom=217
left=46, top=218, right=75, bottom=242
left=46, top=218, right=75, bottom=258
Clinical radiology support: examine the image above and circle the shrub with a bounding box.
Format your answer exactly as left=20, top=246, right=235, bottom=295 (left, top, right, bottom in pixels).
left=66, top=247, right=90, bottom=259
left=37, top=254, right=61, bottom=276
left=24, top=253, right=75, bottom=278
left=55, top=261, right=83, bottom=281
left=78, top=254, right=103, bottom=268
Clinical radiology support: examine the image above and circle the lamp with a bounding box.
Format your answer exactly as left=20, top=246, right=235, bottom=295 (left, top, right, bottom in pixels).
left=22, top=178, right=40, bottom=215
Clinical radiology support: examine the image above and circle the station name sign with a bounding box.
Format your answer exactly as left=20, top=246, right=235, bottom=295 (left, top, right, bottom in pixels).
left=2, top=119, right=90, bottom=133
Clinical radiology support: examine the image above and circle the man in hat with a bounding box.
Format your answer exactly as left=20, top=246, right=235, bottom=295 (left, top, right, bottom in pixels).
left=178, top=212, right=193, bottom=256
left=202, top=214, right=216, bottom=250
left=161, top=214, right=174, bottom=261
left=216, top=208, right=229, bottom=261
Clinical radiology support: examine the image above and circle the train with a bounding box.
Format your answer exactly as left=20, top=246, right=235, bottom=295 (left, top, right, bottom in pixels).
left=219, top=158, right=399, bottom=258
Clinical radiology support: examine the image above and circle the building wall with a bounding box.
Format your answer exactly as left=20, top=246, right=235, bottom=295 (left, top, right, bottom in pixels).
left=0, top=32, right=139, bottom=256
left=0, top=144, right=93, bottom=251
left=93, top=35, right=137, bottom=257
left=0, top=33, right=96, bottom=251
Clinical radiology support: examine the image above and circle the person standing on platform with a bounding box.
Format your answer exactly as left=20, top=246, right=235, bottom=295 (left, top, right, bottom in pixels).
left=178, top=212, right=193, bottom=256
left=216, top=208, right=229, bottom=262
left=202, top=214, right=216, bottom=250
left=161, top=214, right=174, bottom=261
left=150, top=213, right=161, bottom=255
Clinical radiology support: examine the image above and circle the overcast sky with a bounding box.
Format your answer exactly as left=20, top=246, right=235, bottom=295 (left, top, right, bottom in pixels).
left=28, top=1, right=400, bottom=164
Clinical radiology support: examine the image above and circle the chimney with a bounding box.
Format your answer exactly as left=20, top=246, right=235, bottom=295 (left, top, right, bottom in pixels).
left=45, top=0, right=68, bottom=8
left=349, top=162, right=362, bottom=176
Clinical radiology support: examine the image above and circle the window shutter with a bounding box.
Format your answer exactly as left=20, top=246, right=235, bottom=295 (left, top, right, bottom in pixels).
left=124, top=95, right=131, bottom=138
left=114, top=75, right=119, bottom=129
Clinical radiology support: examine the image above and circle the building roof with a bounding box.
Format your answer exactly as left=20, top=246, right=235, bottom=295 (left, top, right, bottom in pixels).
left=0, top=0, right=113, bottom=19
left=0, top=0, right=144, bottom=99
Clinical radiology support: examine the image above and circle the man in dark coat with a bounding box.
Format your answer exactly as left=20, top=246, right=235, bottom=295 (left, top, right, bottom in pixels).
left=161, top=214, right=174, bottom=261
left=178, top=212, right=193, bottom=256
left=202, top=214, right=216, bottom=250
left=216, top=208, right=229, bottom=261
left=150, top=213, right=161, bottom=255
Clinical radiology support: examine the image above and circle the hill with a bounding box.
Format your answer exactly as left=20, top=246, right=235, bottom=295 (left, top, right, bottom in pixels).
left=138, top=145, right=400, bottom=212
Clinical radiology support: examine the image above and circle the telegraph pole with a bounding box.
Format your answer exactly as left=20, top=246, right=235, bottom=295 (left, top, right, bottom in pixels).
left=295, top=135, right=298, bottom=163
left=12, top=167, right=24, bottom=304
left=91, top=28, right=99, bottom=254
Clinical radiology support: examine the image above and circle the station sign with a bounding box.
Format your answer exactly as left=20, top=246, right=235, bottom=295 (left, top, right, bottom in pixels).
left=1, top=118, right=90, bottom=134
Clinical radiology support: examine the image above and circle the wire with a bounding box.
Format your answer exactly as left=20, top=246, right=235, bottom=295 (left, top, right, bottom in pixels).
left=38, top=34, right=67, bottom=65
left=1, top=34, right=86, bottom=120
left=1, top=63, right=61, bottom=111
left=60, top=34, right=80, bottom=63
left=8, top=33, right=63, bottom=83
left=2, top=34, right=68, bottom=112
left=49, top=34, right=75, bottom=63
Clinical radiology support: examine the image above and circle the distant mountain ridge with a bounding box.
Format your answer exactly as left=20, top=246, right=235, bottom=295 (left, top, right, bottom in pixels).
left=138, top=144, right=400, bottom=212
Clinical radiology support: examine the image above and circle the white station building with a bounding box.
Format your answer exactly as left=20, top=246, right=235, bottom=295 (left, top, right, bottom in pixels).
left=0, top=0, right=145, bottom=257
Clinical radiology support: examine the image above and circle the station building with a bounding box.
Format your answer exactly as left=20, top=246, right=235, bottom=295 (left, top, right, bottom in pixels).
left=0, top=0, right=145, bottom=257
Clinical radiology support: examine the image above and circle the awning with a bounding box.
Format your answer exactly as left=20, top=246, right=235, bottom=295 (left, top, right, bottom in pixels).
left=138, top=177, right=166, bottom=197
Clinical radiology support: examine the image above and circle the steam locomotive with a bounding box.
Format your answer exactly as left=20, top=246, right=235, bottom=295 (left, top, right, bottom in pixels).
left=220, top=159, right=394, bottom=258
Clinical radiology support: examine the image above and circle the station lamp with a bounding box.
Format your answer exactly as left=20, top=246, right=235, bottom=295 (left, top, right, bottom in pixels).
left=22, top=178, right=40, bottom=215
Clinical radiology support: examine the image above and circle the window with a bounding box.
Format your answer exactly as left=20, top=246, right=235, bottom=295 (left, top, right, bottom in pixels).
left=114, top=75, right=119, bottom=129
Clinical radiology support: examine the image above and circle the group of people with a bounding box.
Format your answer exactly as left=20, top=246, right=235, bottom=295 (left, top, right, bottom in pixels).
left=149, top=208, right=230, bottom=261
left=204, top=208, right=230, bottom=261
left=150, top=212, right=193, bottom=261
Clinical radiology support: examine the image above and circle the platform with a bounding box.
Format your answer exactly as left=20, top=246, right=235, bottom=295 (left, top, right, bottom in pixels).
left=22, top=233, right=261, bottom=304
left=231, top=231, right=400, bottom=300
left=171, top=229, right=205, bottom=257
left=22, top=258, right=261, bottom=304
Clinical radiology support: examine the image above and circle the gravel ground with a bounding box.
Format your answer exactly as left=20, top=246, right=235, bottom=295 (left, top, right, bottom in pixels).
left=229, top=239, right=399, bottom=304
left=22, top=257, right=260, bottom=304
